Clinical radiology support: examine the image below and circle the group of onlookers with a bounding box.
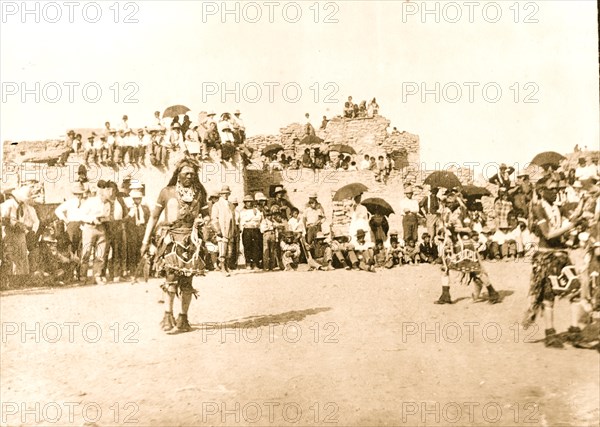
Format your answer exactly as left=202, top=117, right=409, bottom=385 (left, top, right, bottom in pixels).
left=343, top=96, right=379, bottom=119
left=59, top=110, right=250, bottom=170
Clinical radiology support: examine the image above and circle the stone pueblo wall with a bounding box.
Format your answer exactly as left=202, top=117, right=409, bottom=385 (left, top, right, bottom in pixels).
left=245, top=166, right=475, bottom=237
left=246, top=115, right=420, bottom=167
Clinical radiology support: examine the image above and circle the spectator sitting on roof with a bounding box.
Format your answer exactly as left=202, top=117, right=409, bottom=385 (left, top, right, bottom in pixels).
left=358, top=101, right=367, bottom=117
left=344, top=96, right=355, bottom=118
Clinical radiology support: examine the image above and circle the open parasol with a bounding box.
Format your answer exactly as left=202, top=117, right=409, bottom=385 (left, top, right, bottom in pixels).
left=424, top=171, right=462, bottom=189
left=333, top=183, right=369, bottom=201
left=361, top=198, right=394, bottom=216
left=300, top=134, right=323, bottom=145
left=461, top=185, right=492, bottom=198
left=262, top=144, right=284, bottom=157
left=531, top=151, right=565, bottom=168
left=163, top=105, right=191, bottom=118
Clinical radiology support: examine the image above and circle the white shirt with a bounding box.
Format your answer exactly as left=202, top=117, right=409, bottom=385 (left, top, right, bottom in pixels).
left=239, top=207, right=262, bottom=229
left=1, top=198, right=39, bottom=232
left=399, top=198, right=419, bottom=214
left=360, top=159, right=371, bottom=170
left=288, top=217, right=305, bottom=234
left=79, top=196, right=108, bottom=223
left=55, top=198, right=83, bottom=223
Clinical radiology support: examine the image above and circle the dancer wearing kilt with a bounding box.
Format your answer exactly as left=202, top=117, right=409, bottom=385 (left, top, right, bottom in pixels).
left=522, top=179, right=592, bottom=348
left=140, top=159, right=208, bottom=334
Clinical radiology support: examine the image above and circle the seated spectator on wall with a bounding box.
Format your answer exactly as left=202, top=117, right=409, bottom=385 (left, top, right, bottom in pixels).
left=360, top=155, right=371, bottom=170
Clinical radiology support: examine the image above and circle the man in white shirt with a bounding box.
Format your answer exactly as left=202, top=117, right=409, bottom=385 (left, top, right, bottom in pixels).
left=184, top=123, right=201, bottom=158
left=55, top=184, right=85, bottom=259
left=211, top=185, right=235, bottom=276
left=239, top=195, right=263, bottom=270
left=399, top=185, right=420, bottom=242
left=78, top=180, right=112, bottom=284
left=152, top=111, right=167, bottom=130
left=119, top=115, right=130, bottom=132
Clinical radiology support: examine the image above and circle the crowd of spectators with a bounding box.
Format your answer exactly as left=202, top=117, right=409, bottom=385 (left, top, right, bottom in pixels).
left=59, top=110, right=251, bottom=170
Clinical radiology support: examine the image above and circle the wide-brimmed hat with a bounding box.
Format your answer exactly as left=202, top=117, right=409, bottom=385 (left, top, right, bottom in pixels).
left=171, top=123, right=181, bottom=129
left=230, top=196, right=239, bottom=204
left=234, top=109, right=241, bottom=115
left=499, top=163, right=508, bottom=169
left=254, top=192, right=267, bottom=201
left=209, top=192, right=220, bottom=199
left=88, top=133, right=96, bottom=139
left=572, top=180, right=583, bottom=189
left=404, top=185, right=414, bottom=194
left=220, top=185, right=231, bottom=194
left=130, top=189, right=143, bottom=198
left=207, top=110, right=216, bottom=116
left=356, top=229, right=366, bottom=237
left=243, top=195, right=254, bottom=203
left=308, top=192, right=318, bottom=199
left=315, top=232, right=327, bottom=240
left=273, top=186, right=285, bottom=194
left=270, top=205, right=281, bottom=214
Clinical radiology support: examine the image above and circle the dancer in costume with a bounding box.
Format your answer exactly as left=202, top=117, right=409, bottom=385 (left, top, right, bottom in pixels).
left=140, top=159, right=207, bottom=333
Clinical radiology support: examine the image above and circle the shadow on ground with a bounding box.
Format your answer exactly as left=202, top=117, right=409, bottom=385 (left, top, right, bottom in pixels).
left=193, top=307, right=332, bottom=329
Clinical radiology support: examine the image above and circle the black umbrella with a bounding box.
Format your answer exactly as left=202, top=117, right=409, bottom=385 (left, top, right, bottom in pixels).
left=531, top=151, right=565, bottom=168
left=333, top=183, right=369, bottom=201
left=163, top=105, right=191, bottom=118
left=300, top=134, right=323, bottom=145
left=328, top=144, right=356, bottom=155
left=361, top=198, right=394, bottom=216
left=262, top=144, right=284, bottom=157
left=461, top=185, right=492, bottom=198
left=424, top=171, right=462, bottom=189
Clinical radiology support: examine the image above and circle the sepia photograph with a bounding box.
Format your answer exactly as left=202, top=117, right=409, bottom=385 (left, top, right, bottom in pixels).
left=1, top=1, right=599, bottom=425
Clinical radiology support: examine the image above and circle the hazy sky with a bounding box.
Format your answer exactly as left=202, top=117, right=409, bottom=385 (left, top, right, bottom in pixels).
left=1, top=0, right=598, bottom=170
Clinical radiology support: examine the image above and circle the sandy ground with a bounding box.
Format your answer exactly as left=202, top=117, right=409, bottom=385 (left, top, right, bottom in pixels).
left=1, top=261, right=599, bottom=427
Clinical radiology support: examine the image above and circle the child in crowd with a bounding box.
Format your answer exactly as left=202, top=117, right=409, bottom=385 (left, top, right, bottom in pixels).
left=403, top=239, right=420, bottom=264
left=375, top=156, right=386, bottom=183
left=385, top=235, right=403, bottom=268
left=280, top=231, right=300, bottom=271
left=373, top=239, right=388, bottom=269
left=353, top=229, right=375, bottom=272
left=419, top=232, right=438, bottom=263
left=287, top=208, right=305, bottom=240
